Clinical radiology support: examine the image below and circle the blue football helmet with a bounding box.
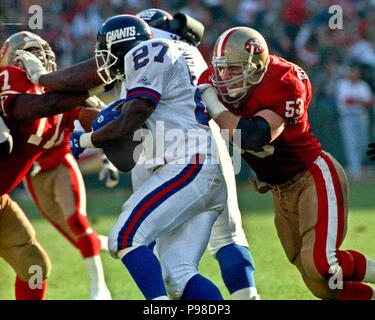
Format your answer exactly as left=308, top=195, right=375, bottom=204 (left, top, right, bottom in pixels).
left=95, top=14, right=153, bottom=84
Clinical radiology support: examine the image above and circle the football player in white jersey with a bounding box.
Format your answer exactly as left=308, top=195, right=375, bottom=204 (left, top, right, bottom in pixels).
left=70, top=14, right=227, bottom=300
left=132, top=8, right=258, bottom=300
left=15, top=10, right=258, bottom=300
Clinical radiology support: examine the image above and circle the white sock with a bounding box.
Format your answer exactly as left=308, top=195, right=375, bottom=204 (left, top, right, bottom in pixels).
left=84, top=255, right=107, bottom=289
left=231, top=287, right=260, bottom=300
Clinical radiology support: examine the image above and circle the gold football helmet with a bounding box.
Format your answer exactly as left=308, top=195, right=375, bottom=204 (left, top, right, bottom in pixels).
left=0, top=31, right=56, bottom=72
left=212, top=27, right=269, bottom=104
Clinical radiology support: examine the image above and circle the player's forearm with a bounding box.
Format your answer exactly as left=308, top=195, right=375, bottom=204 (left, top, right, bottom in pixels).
left=214, top=111, right=240, bottom=141
left=11, top=91, right=89, bottom=120
left=91, top=98, right=154, bottom=148
left=78, top=107, right=100, bottom=132
left=39, top=58, right=102, bottom=91
left=215, top=112, right=272, bottom=151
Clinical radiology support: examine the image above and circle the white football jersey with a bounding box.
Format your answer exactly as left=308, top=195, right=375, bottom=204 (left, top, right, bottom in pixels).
left=123, top=38, right=214, bottom=168
left=150, top=28, right=208, bottom=85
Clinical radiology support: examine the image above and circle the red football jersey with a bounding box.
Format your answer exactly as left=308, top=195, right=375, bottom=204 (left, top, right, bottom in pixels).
left=35, top=130, right=72, bottom=171
left=0, top=65, right=80, bottom=195
left=198, top=55, right=322, bottom=184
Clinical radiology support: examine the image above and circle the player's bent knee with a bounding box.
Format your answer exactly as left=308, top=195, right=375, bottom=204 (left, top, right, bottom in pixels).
left=67, top=213, right=91, bottom=236
left=163, top=264, right=198, bottom=299
left=299, top=254, right=341, bottom=300
left=108, top=225, right=142, bottom=259
left=300, top=250, right=329, bottom=283
left=13, top=241, right=51, bottom=282
left=304, top=278, right=340, bottom=300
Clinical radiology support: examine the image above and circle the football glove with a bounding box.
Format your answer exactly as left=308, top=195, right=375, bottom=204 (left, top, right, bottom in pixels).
left=91, top=99, right=125, bottom=131
left=69, top=120, right=86, bottom=159
left=199, top=84, right=228, bottom=119
left=99, top=155, right=120, bottom=188
left=15, top=50, right=48, bottom=85
left=367, top=143, right=375, bottom=162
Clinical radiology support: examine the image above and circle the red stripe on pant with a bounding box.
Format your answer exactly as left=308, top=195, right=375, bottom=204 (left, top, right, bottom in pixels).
left=121, top=154, right=201, bottom=249
left=64, top=159, right=101, bottom=258
left=64, top=157, right=83, bottom=218
left=309, top=161, right=331, bottom=277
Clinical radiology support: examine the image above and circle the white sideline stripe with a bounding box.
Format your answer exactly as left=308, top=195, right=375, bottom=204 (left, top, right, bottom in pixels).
left=65, top=153, right=87, bottom=215
left=314, top=156, right=339, bottom=268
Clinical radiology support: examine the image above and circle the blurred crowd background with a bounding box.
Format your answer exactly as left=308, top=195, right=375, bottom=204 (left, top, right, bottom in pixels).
left=1, top=0, right=375, bottom=180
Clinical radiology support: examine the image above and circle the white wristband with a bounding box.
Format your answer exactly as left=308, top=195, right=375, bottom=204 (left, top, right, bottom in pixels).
left=79, top=132, right=95, bottom=148
left=200, top=86, right=228, bottom=119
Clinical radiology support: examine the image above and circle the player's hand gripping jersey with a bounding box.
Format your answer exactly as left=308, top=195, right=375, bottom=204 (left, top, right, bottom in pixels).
left=123, top=38, right=214, bottom=168
left=199, top=55, right=322, bottom=184
left=0, top=65, right=79, bottom=194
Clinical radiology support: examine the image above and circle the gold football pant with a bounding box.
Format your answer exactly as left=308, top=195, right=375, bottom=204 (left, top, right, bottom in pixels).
left=272, top=151, right=373, bottom=299
left=24, top=153, right=101, bottom=258
left=0, top=194, right=51, bottom=282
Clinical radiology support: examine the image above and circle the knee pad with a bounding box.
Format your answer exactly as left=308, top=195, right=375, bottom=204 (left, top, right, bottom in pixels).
left=67, top=213, right=91, bottom=236
left=337, top=250, right=366, bottom=281
left=11, top=241, right=51, bottom=282
left=77, top=232, right=101, bottom=258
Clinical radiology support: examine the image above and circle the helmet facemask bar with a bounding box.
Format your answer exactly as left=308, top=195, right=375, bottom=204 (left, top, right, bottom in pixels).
left=212, top=42, right=269, bottom=104
left=25, top=45, right=57, bottom=72
left=212, top=45, right=257, bottom=104
left=6, top=33, right=57, bottom=72
left=95, top=40, right=120, bottom=85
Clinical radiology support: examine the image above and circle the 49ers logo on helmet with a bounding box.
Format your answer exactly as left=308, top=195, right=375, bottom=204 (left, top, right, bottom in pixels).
left=245, top=38, right=264, bottom=54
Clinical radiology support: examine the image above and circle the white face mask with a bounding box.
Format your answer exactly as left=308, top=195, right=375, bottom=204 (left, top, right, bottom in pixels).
left=212, top=55, right=269, bottom=104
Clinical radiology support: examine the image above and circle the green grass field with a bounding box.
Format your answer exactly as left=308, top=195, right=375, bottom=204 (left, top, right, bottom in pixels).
left=1, top=179, right=375, bottom=300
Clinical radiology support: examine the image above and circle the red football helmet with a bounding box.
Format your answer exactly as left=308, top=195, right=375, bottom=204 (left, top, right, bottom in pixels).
left=212, top=27, right=269, bottom=104
left=0, top=31, right=56, bottom=72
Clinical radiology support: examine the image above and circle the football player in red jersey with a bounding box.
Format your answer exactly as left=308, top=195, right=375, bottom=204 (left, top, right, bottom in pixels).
left=198, top=26, right=375, bottom=300
left=23, top=128, right=112, bottom=300
left=0, top=31, right=98, bottom=300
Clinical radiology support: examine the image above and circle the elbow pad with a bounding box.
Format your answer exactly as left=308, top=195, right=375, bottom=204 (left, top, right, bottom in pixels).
left=233, top=116, right=271, bottom=152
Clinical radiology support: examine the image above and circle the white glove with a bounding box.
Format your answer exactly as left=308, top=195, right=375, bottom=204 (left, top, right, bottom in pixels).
left=15, top=50, right=48, bottom=85
left=99, top=155, right=119, bottom=188
left=198, top=84, right=228, bottom=119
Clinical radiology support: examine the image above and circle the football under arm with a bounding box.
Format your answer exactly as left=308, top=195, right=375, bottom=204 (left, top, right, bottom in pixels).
left=38, top=58, right=102, bottom=92
left=90, top=97, right=155, bottom=172
left=9, top=91, right=89, bottom=120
